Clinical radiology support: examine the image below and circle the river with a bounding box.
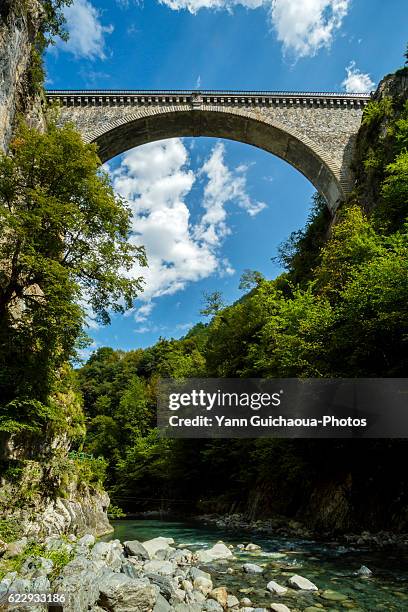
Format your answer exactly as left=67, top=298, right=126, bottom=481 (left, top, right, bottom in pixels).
left=105, top=518, right=408, bottom=610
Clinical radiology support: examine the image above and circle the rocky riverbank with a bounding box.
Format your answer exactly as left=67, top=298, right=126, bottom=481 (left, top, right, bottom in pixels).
left=197, top=513, right=408, bottom=549
left=0, top=527, right=391, bottom=612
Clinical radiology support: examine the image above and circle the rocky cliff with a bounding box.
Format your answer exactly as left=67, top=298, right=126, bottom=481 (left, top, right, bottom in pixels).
left=0, top=1, right=113, bottom=539
left=0, top=0, right=44, bottom=151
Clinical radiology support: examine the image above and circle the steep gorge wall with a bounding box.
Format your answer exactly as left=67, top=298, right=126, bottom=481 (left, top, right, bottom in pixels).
left=0, top=2, right=113, bottom=539
left=0, top=0, right=43, bottom=151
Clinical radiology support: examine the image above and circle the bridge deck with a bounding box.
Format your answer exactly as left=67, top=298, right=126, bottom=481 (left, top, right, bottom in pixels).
left=46, top=90, right=371, bottom=108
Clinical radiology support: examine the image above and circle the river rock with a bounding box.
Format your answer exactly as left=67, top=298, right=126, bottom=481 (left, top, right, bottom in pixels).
left=193, top=576, right=213, bottom=595
left=142, top=537, right=174, bottom=559
left=143, top=560, right=175, bottom=576
left=243, top=563, right=263, bottom=574
left=54, top=557, right=102, bottom=610
left=288, top=575, right=318, bottom=591
left=204, top=600, right=223, bottom=611
left=196, top=542, right=233, bottom=562
left=0, top=539, right=7, bottom=556
left=146, top=573, right=178, bottom=599
left=321, top=589, right=348, bottom=601
left=241, top=597, right=252, bottom=605
left=189, top=567, right=211, bottom=581
left=191, top=589, right=206, bottom=604
left=212, top=542, right=233, bottom=558
left=124, top=540, right=150, bottom=560
left=170, top=548, right=193, bottom=565
left=245, top=543, right=261, bottom=551
left=181, top=579, right=193, bottom=592
left=227, top=594, right=239, bottom=608
left=77, top=534, right=95, bottom=548
left=355, top=565, right=372, bottom=577
left=92, top=540, right=124, bottom=571
left=172, top=587, right=187, bottom=602
left=266, top=580, right=287, bottom=595
left=194, top=549, right=213, bottom=563
left=98, top=573, right=159, bottom=612
left=153, top=593, right=172, bottom=611
left=20, top=556, right=54, bottom=577
left=270, top=605, right=291, bottom=612
left=173, top=604, right=203, bottom=612
left=209, top=586, right=228, bottom=606
left=4, top=538, right=27, bottom=559
left=121, top=558, right=143, bottom=579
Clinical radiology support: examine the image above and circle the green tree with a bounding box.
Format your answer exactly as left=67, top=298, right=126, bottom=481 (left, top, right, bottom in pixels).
left=200, top=290, right=225, bottom=317
left=239, top=269, right=264, bottom=291
left=0, top=122, right=146, bottom=405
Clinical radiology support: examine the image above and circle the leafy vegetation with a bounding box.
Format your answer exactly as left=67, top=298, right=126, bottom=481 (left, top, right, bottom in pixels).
left=0, top=539, right=73, bottom=581
left=0, top=121, right=145, bottom=421
left=0, top=519, right=23, bottom=544
left=76, top=63, right=408, bottom=528
left=0, top=119, right=146, bottom=510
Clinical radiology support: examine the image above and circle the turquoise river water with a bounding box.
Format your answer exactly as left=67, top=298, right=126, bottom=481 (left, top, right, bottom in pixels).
left=106, top=519, right=408, bottom=611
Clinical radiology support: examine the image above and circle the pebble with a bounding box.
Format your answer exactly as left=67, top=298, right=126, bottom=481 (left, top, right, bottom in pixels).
left=243, top=563, right=263, bottom=574
left=288, top=574, right=318, bottom=591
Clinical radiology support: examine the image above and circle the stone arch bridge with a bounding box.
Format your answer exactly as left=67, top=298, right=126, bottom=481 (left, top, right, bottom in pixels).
left=46, top=90, right=370, bottom=213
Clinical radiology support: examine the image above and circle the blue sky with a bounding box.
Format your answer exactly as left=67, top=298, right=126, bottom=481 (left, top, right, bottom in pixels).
left=45, top=0, right=407, bottom=354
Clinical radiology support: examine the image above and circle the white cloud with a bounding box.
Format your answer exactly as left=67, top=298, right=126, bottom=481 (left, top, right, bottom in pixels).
left=134, top=302, right=155, bottom=322
left=196, top=142, right=265, bottom=246
left=62, top=0, right=114, bottom=60
left=342, top=61, right=375, bottom=93
left=110, top=138, right=264, bottom=322
left=158, top=0, right=349, bottom=58
left=159, top=0, right=258, bottom=12
left=270, top=0, right=349, bottom=58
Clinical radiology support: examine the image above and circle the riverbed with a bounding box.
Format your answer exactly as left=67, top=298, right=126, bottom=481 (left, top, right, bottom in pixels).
left=106, top=518, right=408, bottom=611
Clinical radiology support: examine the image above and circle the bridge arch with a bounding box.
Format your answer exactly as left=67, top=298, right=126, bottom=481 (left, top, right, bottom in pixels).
left=90, top=108, right=343, bottom=211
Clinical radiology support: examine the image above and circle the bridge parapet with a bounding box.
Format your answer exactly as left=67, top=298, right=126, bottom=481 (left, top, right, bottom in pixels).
left=46, top=90, right=370, bottom=109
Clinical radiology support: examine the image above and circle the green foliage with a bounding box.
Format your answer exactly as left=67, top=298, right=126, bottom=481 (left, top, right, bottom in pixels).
left=276, top=193, right=330, bottom=284
left=315, top=204, right=383, bottom=298
left=0, top=121, right=146, bottom=407
left=0, top=540, right=73, bottom=581
left=0, top=519, right=23, bottom=543
left=381, top=151, right=408, bottom=228
left=239, top=269, right=264, bottom=291
left=108, top=504, right=126, bottom=519
left=0, top=399, right=59, bottom=434
left=75, top=455, right=108, bottom=492
left=362, top=97, right=393, bottom=128
left=200, top=290, right=225, bottom=316
left=28, top=48, right=46, bottom=95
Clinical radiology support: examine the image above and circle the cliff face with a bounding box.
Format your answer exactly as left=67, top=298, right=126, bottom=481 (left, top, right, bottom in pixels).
left=1, top=412, right=113, bottom=539
left=0, top=460, right=112, bottom=539
left=0, top=3, right=113, bottom=538
left=351, top=67, right=408, bottom=212
left=0, top=0, right=43, bottom=151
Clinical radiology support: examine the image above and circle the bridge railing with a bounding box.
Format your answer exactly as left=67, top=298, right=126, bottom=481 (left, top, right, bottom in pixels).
left=46, top=89, right=371, bottom=109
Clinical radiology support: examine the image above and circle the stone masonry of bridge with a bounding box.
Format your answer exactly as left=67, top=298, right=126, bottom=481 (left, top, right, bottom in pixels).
left=46, top=90, right=371, bottom=213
